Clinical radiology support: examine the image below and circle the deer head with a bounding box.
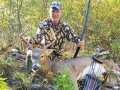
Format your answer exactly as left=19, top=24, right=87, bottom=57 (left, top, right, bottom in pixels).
left=20, top=27, right=56, bottom=73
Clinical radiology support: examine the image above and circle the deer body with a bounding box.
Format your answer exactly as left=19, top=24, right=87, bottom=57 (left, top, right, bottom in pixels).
left=27, top=48, right=106, bottom=90
left=26, top=47, right=120, bottom=90
left=51, top=56, right=93, bottom=77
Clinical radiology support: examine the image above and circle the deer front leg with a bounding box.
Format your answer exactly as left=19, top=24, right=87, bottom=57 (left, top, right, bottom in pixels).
left=70, top=73, right=79, bottom=90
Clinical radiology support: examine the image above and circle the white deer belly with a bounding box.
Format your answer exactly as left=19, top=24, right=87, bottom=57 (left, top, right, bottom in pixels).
left=77, top=63, right=106, bottom=80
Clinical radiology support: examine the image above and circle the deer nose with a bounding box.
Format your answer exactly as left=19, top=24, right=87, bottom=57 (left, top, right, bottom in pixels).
left=32, top=65, right=39, bottom=71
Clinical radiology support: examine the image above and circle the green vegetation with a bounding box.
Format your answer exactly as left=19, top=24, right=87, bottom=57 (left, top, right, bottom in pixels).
left=13, top=72, right=29, bottom=84
left=0, top=77, right=7, bottom=90
left=53, top=67, right=74, bottom=90
left=0, top=57, right=27, bottom=90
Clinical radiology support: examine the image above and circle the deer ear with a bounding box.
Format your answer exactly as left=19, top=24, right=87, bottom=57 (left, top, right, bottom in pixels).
left=44, top=49, right=54, bottom=56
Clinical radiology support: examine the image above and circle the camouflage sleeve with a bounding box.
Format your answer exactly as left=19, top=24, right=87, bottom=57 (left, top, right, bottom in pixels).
left=64, top=25, right=79, bottom=44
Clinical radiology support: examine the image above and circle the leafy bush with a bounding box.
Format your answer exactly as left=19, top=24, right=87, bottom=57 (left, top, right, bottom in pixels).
left=53, top=67, right=74, bottom=90
left=111, top=39, right=120, bottom=61
left=13, top=72, right=29, bottom=84
left=0, top=77, right=7, bottom=90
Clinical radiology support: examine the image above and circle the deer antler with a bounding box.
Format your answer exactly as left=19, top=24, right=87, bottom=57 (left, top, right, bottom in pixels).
left=20, top=30, right=29, bottom=44
left=20, top=24, right=56, bottom=51
left=20, top=24, right=29, bottom=37
left=42, top=28, right=56, bottom=50
left=20, top=24, right=30, bottom=43
left=20, top=24, right=33, bottom=50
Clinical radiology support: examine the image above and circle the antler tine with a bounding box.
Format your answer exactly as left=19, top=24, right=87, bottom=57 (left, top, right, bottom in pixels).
left=45, top=40, right=56, bottom=49
left=43, top=28, right=56, bottom=49
left=20, top=24, right=30, bottom=37
left=20, top=24, right=33, bottom=50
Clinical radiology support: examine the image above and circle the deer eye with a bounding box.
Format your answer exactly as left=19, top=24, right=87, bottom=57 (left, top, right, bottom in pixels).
left=41, top=55, right=44, bottom=58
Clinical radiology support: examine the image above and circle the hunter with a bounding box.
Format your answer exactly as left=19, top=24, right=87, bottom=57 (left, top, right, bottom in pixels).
left=22, top=1, right=84, bottom=61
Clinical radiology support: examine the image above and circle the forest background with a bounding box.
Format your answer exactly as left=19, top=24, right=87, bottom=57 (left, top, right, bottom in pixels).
left=0, top=0, right=120, bottom=62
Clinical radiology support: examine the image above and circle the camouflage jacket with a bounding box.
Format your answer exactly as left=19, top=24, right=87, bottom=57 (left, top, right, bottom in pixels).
left=32, top=18, right=80, bottom=61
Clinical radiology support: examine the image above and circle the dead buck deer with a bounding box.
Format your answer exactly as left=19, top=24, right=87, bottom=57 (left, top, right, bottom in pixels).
left=20, top=30, right=110, bottom=90
left=32, top=47, right=110, bottom=90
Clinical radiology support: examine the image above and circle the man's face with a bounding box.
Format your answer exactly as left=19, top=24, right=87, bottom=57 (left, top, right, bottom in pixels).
left=50, top=8, right=62, bottom=23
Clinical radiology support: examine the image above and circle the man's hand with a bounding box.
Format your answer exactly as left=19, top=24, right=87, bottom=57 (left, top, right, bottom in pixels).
left=77, top=40, right=85, bottom=49
left=21, top=36, right=30, bottom=44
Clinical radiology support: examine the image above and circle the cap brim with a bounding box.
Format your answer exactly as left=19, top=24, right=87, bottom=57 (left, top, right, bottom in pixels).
left=51, top=5, right=61, bottom=10
left=51, top=7, right=60, bottom=10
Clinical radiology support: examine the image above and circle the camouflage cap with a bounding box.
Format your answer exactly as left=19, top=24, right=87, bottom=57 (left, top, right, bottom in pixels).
left=50, top=1, right=62, bottom=10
